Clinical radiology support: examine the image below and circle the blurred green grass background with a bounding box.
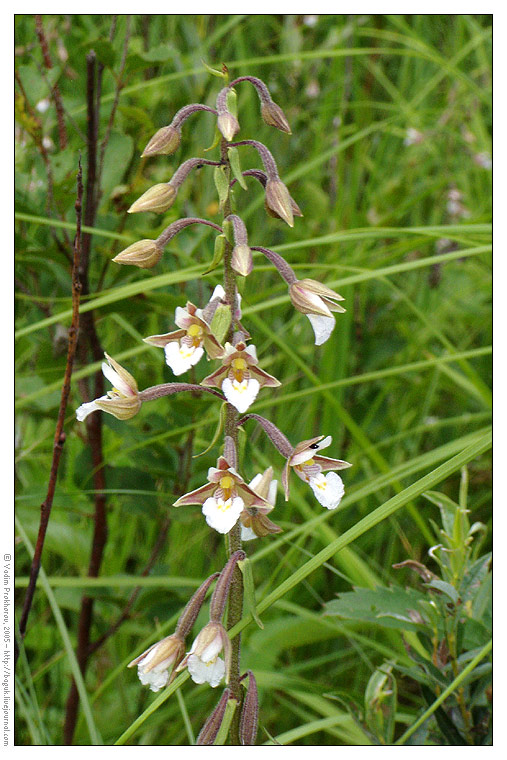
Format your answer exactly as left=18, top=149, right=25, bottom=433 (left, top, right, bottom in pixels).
left=15, top=14, right=491, bottom=745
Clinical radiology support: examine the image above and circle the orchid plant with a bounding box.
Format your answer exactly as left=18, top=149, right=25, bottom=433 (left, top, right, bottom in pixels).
left=76, top=69, right=352, bottom=745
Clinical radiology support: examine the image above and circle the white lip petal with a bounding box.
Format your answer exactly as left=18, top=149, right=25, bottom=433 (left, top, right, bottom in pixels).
left=164, top=342, right=204, bottom=375
left=187, top=654, right=225, bottom=687
left=307, top=314, right=336, bottom=346
left=75, top=397, right=108, bottom=421
left=222, top=377, right=260, bottom=413
left=309, top=472, right=344, bottom=510
left=202, top=496, right=244, bottom=534
left=138, top=667, right=170, bottom=692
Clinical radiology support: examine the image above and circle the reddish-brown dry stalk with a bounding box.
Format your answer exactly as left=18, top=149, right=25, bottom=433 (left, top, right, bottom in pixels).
left=15, top=160, right=83, bottom=665
left=63, top=49, right=108, bottom=746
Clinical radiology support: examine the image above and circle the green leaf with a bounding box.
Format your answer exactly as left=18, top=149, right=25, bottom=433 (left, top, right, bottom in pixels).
left=213, top=698, right=238, bottom=745
left=213, top=166, right=229, bottom=211
left=239, top=558, right=264, bottom=629
left=228, top=146, right=247, bottom=190
left=202, top=60, right=227, bottom=79
left=226, top=87, right=238, bottom=118
left=100, top=132, right=134, bottom=199
left=425, top=579, right=460, bottom=604
left=210, top=303, right=231, bottom=344
left=202, top=234, right=226, bottom=274
left=324, top=586, right=428, bottom=632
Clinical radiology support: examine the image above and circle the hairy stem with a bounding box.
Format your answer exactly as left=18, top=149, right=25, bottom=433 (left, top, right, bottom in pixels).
left=220, top=137, right=244, bottom=743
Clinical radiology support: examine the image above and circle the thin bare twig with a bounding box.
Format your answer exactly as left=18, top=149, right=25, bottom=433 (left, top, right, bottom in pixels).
left=15, top=159, right=83, bottom=665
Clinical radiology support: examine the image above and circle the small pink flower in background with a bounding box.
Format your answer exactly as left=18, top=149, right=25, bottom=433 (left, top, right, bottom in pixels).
left=201, top=341, right=280, bottom=413
left=174, top=456, right=273, bottom=534
left=283, top=435, right=352, bottom=510
left=75, top=353, right=141, bottom=422
left=404, top=127, right=424, bottom=146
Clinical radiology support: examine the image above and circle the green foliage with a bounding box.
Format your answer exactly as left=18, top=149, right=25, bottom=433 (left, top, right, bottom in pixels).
left=325, top=471, right=491, bottom=744
left=15, top=14, right=491, bottom=746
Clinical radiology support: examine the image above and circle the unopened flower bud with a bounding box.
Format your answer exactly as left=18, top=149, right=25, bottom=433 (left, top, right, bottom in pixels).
left=217, top=111, right=240, bottom=142
left=113, top=239, right=163, bottom=269
left=231, top=244, right=253, bottom=277
left=128, top=183, right=177, bottom=214
left=265, top=178, right=294, bottom=227
left=142, top=125, right=181, bottom=157
left=239, top=671, right=259, bottom=745
left=261, top=101, right=291, bottom=134
left=289, top=279, right=346, bottom=317
left=127, top=634, right=186, bottom=692
left=76, top=354, right=142, bottom=422
left=210, top=550, right=246, bottom=622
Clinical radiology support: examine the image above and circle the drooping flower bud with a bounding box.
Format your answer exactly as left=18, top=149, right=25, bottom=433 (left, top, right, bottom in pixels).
left=175, top=572, right=220, bottom=638
left=127, top=634, right=186, bottom=692
left=128, top=183, right=177, bottom=214
left=231, top=244, right=253, bottom=276
left=209, top=550, right=246, bottom=622
left=142, top=125, right=181, bottom=157
left=217, top=111, right=240, bottom=142
left=76, top=354, right=142, bottom=422
left=289, top=279, right=346, bottom=345
left=216, top=86, right=240, bottom=141
left=113, top=239, right=163, bottom=269
left=289, top=279, right=345, bottom=317
left=228, top=75, right=291, bottom=134
left=265, top=178, right=294, bottom=227
left=177, top=621, right=231, bottom=687
left=261, top=100, right=291, bottom=134
left=239, top=671, right=259, bottom=745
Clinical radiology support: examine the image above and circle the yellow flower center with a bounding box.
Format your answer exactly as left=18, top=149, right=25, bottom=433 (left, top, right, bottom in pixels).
left=219, top=475, right=235, bottom=500
left=231, top=357, right=247, bottom=382
left=187, top=323, right=203, bottom=347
